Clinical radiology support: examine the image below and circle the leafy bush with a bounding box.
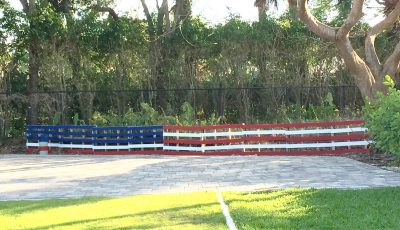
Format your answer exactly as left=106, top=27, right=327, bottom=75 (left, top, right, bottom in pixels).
left=277, top=93, right=340, bottom=123
left=91, top=103, right=164, bottom=126
left=177, top=102, right=196, bottom=126
left=175, top=102, right=224, bottom=126
left=135, top=103, right=162, bottom=125
left=364, top=76, right=400, bottom=157
left=90, top=102, right=224, bottom=127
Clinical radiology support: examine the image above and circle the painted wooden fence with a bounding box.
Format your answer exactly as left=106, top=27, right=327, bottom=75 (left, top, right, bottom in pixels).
left=163, top=120, right=369, bottom=155
left=26, top=125, right=163, bottom=155
left=26, top=125, right=95, bottom=154
left=26, top=120, right=370, bottom=155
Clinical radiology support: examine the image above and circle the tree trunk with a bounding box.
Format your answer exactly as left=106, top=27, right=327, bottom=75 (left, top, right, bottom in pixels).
left=77, top=83, right=94, bottom=124
left=152, top=41, right=168, bottom=111
left=183, top=54, right=196, bottom=107
left=22, top=0, right=40, bottom=124
left=335, top=39, right=382, bottom=99
left=256, top=43, right=268, bottom=83
left=27, top=42, right=40, bottom=124
left=297, top=0, right=400, bottom=100
left=140, top=0, right=192, bottom=112
left=116, top=48, right=129, bottom=115
left=257, top=3, right=267, bottom=22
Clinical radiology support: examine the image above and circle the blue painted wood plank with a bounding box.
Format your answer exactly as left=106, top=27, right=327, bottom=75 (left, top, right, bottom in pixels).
left=92, top=131, right=162, bottom=138
left=58, top=138, right=93, bottom=143
left=27, top=125, right=95, bottom=129
left=27, top=130, right=92, bottom=136
left=93, top=125, right=163, bottom=131
left=93, top=137, right=163, bottom=144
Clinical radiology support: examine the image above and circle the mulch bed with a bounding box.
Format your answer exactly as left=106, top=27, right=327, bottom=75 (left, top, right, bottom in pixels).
left=0, top=138, right=26, bottom=154
left=344, top=150, right=400, bottom=172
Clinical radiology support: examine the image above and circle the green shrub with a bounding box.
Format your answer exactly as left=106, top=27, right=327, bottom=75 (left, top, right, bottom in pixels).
left=90, top=103, right=163, bottom=126
left=177, top=102, right=196, bottom=126
left=277, top=93, right=340, bottom=123
left=51, top=112, right=61, bottom=125
left=135, top=103, right=162, bottom=125
left=90, top=102, right=224, bottom=127
left=364, top=76, right=400, bottom=157
left=175, top=102, right=225, bottom=126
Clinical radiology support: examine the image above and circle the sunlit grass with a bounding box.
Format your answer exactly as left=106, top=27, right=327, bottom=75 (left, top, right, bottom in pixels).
left=0, top=192, right=227, bottom=230
left=223, top=187, right=400, bottom=229
left=2, top=188, right=400, bottom=230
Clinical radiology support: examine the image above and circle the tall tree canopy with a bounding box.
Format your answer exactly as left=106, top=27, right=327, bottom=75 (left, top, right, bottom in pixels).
left=296, top=0, right=400, bottom=99
left=0, top=0, right=398, bottom=135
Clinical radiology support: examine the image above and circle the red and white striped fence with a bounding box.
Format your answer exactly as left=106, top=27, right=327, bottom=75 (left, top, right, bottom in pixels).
left=163, top=120, right=370, bottom=155
left=27, top=120, right=370, bottom=155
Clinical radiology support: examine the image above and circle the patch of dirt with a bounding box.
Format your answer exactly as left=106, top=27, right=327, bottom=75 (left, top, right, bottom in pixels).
left=0, top=138, right=26, bottom=154
left=345, top=150, right=400, bottom=173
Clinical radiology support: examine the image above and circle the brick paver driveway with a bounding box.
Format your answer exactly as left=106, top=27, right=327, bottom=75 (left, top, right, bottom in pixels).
left=1, top=154, right=400, bottom=200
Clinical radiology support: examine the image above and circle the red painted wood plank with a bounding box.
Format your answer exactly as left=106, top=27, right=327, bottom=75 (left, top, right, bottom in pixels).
left=61, top=149, right=163, bottom=155
left=162, top=148, right=370, bottom=156
left=163, top=134, right=369, bottom=145
left=164, top=124, right=244, bottom=131
left=164, top=120, right=364, bottom=131
left=164, top=138, right=244, bottom=145
left=243, top=134, right=369, bottom=143
left=27, top=147, right=369, bottom=155
left=243, top=120, right=364, bottom=129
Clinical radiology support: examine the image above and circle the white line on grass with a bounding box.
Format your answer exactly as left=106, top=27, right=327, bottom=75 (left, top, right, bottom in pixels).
left=217, top=192, right=238, bottom=230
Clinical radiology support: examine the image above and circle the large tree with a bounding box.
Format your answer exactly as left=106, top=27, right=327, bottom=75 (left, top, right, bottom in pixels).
left=254, top=0, right=278, bottom=83
left=139, top=0, right=192, bottom=110
left=296, top=0, right=400, bottom=99
left=19, top=0, right=40, bottom=124
left=254, top=0, right=278, bottom=21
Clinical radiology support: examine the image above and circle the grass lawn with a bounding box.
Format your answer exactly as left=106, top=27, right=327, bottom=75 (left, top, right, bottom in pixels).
left=1, top=188, right=400, bottom=230
left=0, top=192, right=227, bottom=230
left=224, top=187, right=400, bottom=229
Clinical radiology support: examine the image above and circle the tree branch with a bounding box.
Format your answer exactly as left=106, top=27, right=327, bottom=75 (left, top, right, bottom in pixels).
left=336, top=0, right=364, bottom=39
left=140, top=0, right=156, bottom=37
left=47, top=0, right=72, bottom=13
left=380, top=1, right=400, bottom=78
left=383, top=41, right=400, bottom=78
left=336, top=38, right=377, bottom=98
left=19, top=0, right=29, bottom=12
left=366, top=0, right=400, bottom=78
left=47, top=0, right=59, bottom=10
left=297, top=0, right=336, bottom=41
left=90, top=5, right=119, bottom=20
left=365, top=37, right=382, bottom=77
left=28, top=0, right=35, bottom=12
left=172, top=0, right=191, bottom=32
left=155, top=0, right=160, bottom=11
left=162, top=0, right=171, bottom=34
left=156, top=0, right=166, bottom=34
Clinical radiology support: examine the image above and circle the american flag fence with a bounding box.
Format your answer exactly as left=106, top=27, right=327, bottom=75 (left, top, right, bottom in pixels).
left=26, top=120, right=370, bottom=155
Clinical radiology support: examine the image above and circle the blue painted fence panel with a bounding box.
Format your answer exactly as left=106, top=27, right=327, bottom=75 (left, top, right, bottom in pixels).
left=26, top=125, right=164, bottom=150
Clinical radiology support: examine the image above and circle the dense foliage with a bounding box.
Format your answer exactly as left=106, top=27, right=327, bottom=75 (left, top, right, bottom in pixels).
left=89, top=102, right=223, bottom=127
left=0, top=0, right=398, bottom=138
left=364, top=76, right=400, bottom=157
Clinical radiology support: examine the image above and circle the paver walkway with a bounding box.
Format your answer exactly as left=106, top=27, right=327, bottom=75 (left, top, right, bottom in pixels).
left=1, top=154, right=400, bottom=200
